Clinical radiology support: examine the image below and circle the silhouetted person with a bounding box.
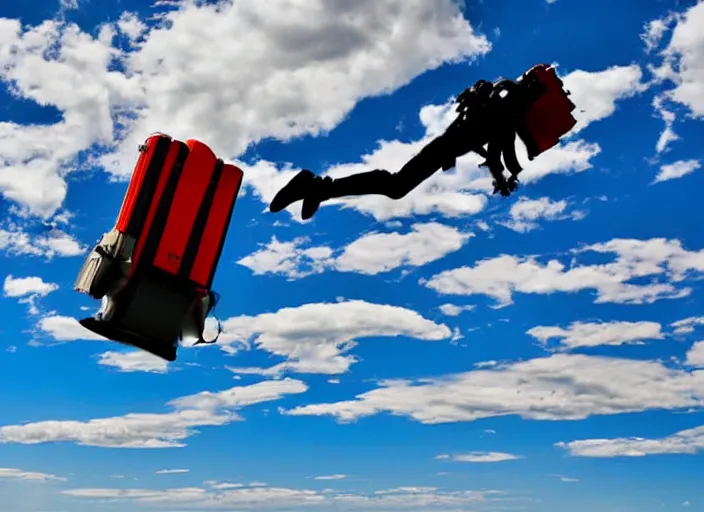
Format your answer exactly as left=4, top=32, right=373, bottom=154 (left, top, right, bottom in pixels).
left=270, top=65, right=576, bottom=220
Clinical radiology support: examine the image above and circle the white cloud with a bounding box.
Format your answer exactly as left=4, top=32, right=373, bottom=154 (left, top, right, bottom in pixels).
left=37, top=315, right=107, bottom=341
left=686, top=341, right=704, bottom=367
left=0, top=0, right=490, bottom=217
left=499, top=197, right=585, bottom=233
left=422, top=237, right=704, bottom=307
left=335, top=223, right=472, bottom=275
left=0, top=227, right=85, bottom=258
left=313, top=474, right=346, bottom=481
left=283, top=353, right=704, bottom=424
left=0, top=468, right=66, bottom=482
left=557, top=423, right=704, bottom=458
left=526, top=320, right=664, bottom=351
left=117, top=12, right=147, bottom=43
left=645, top=3, right=704, bottom=152
left=59, top=0, right=79, bottom=10
left=549, top=474, right=579, bottom=483
left=0, top=19, right=138, bottom=217
left=62, top=484, right=504, bottom=510
left=373, top=486, right=440, bottom=495
left=155, top=469, right=190, bottom=475
left=205, top=481, right=246, bottom=490
left=438, top=303, right=475, bottom=316
left=98, top=351, right=169, bottom=374
left=0, top=378, right=307, bottom=448
left=641, top=13, right=677, bottom=53
left=653, top=159, right=701, bottom=183
left=237, top=237, right=334, bottom=280
left=671, top=316, right=704, bottom=335
left=3, top=275, right=59, bottom=315
left=239, top=223, right=472, bottom=279
left=3, top=275, right=57, bottom=298
left=436, top=452, right=522, bottom=463
left=562, top=64, right=648, bottom=134
left=650, top=2, right=704, bottom=117
left=222, top=300, right=451, bottom=376
left=653, top=95, right=679, bottom=153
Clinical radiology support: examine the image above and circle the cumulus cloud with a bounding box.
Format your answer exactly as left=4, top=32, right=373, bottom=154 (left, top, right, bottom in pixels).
left=3, top=276, right=57, bottom=298
left=562, top=63, right=648, bottom=134
left=155, top=469, right=189, bottom=475
left=0, top=468, right=66, bottom=482
left=0, top=378, right=307, bottom=448
left=39, top=300, right=451, bottom=376
left=222, top=300, right=451, bottom=376
left=645, top=3, right=704, bottom=150
left=438, top=303, right=475, bottom=316
left=648, top=2, right=704, bottom=117
left=0, top=19, right=138, bottom=217
left=0, top=227, right=85, bottom=258
left=652, top=95, right=680, bottom=153
left=686, top=341, right=704, bottom=367
left=671, top=316, right=704, bottom=335
left=436, top=452, right=522, bottom=463
left=498, top=197, right=585, bottom=233
left=61, top=483, right=504, bottom=511
left=0, top=0, right=490, bottom=217
left=238, top=223, right=472, bottom=279
left=549, top=474, right=579, bottom=483
left=3, top=275, right=59, bottom=316
left=526, top=320, right=665, bottom=351
left=557, top=423, right=704, bottom=458
left=59, top=0, right=79, bottom=10
left=37, top=315, right=107, bottom=341
left=653, top=159, right=702, bottom=183
left=422, top=237, right=704, bottom=307
left=116, top=12, right=147, bottom=43
left=97, top=350, right=170, bottom=374
left=282, top=353, right=704, bottom=424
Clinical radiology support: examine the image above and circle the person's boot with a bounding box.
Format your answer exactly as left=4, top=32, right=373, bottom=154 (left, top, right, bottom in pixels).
left=301, top=176, right=333, bottom=220
left=269, top=169, right=316, bottom=213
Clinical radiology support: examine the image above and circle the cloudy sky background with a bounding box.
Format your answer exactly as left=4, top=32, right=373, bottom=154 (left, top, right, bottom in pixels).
left=1, top=0, right=704, bottom=510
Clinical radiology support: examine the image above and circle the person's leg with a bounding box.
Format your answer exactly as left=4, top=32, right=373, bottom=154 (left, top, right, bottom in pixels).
left=270, top=134, right=453, bottom=219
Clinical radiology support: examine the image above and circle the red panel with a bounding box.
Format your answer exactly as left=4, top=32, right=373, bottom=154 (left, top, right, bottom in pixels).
left=190, top=163, right=243, bottom=287
left=152, top=140, right=217, bottom=276
left=115, top=135, right=164, bottom=233
left=130, top=141, right=182, bottom=272
left=523, top=66, right=577, bottom=154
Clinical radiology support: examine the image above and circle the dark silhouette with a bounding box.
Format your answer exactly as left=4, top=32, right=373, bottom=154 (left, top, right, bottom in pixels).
left=270, top=64, right=577, bottom=220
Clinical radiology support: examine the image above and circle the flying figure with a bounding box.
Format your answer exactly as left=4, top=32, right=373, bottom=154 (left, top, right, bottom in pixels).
left=269, top=63, right=578, bottom=220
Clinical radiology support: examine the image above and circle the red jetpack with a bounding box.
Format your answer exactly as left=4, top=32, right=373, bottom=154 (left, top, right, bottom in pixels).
left=515, top=64, right=577, bottom=160
left=74, top=134, right=244, bottom=361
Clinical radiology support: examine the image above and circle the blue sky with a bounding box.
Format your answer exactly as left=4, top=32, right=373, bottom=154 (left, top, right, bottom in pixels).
left=1, top=0, right=703, bottom=510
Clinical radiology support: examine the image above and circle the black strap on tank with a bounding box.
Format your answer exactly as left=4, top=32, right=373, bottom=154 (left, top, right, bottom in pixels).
left=125, top=137, right=171, bottom=239
left=179, top=159, right=224, bottom=281
left=111, top=142, right=189, bottom=323
left=205, top=168, right=243, bottom=290
left=134, top=142, right=189, bottom=275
